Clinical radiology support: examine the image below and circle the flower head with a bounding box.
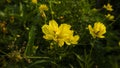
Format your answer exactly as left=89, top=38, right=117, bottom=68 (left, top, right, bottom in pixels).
left=88, top=22, right=106, bottom=38
left=105, top=14, right=114, bottom=21
left=42, top=20, right=79, bottom=47
left=39, top=4, right=48, bottom=11
left=103, top=3, right=113, bottom=11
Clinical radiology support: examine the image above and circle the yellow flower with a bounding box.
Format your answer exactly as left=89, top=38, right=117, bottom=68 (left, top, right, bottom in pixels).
left=42, top=20, right=79, bottom=47
left=39, top=4, right=48, bottom=11
left=31, top=0, right=37, bottom=4
left=105, top=14, right=114, bottom=20
left=88, top=22, right=106, bottom=38
left=103, top=3, right=113, bottom=11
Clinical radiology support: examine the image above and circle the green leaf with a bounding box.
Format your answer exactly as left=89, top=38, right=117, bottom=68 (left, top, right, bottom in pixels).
left=74, top=53, right=84, bottom=62
left=24, top=25, right=36, bottom=56
left=28, top=60, right=57, bottom=68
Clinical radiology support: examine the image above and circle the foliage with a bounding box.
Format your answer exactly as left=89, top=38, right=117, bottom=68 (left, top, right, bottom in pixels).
left=0, top=0, right=120, bottom=68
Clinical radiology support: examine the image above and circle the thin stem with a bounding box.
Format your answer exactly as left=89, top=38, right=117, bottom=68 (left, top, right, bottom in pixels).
left=89, top=39, right=95, bottom=56
left=49, top=1, right=54, bottom=19
left=84, top=49, right=87, bottom=68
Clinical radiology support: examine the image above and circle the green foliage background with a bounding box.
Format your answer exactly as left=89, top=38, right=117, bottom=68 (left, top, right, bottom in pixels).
left=0, top=0, right=120, bottom=68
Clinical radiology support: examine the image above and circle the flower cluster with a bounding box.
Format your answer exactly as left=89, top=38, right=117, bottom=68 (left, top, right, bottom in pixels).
left=88, top=22, right=106, bottom=38
left=42, top=20, right=79, bottom=47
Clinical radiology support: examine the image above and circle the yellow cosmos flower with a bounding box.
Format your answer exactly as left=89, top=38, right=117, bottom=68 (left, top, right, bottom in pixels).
left=39, top=4, right=48, bottom=11
left=105, top=14, right=114, bottom=20
left=31, top=0, right=37, bottom=4
left=88, top=22, right=106, bottom=38
left=42, top=20, right=79, bottom=47
left=103, top=3, right=113, bottom=11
